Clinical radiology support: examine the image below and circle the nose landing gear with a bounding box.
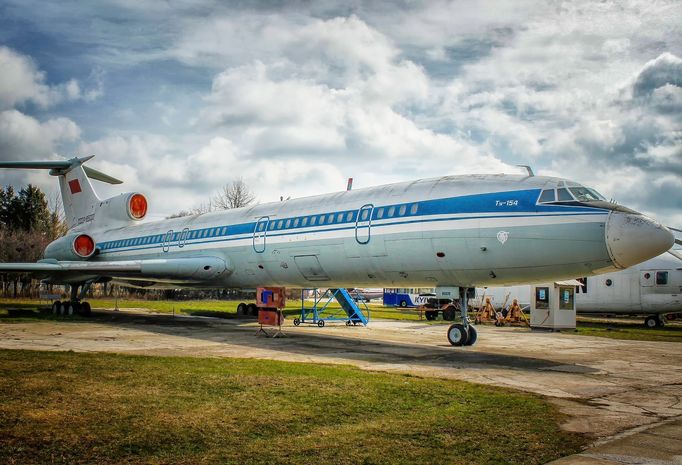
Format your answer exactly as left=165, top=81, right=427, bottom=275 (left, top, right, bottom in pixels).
left=446, top=287, right=478, bottom=347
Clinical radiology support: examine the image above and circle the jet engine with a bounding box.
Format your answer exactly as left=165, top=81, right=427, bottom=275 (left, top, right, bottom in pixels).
left=44, top=233, right=97, bottom=261
left=94, top=192, right=148, bottom=225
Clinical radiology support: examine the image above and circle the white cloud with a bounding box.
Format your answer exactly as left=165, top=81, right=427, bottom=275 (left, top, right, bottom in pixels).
left=0, top=46, right=103, bottom=111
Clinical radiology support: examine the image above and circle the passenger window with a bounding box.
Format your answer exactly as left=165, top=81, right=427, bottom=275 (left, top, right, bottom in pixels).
left=377, top=208, right=384, bottom=219
left=346, top=212, right=353, bottom=221
left=277, top=220, right=283, bottom=229
left=302, top=217, right=308, bottom=227
left=399, top=205, right=406, bottom=216
left=327, top=214, right=334, bottom=223
left=539, top=189, right=555, bottom=203
left=361, top=209, right=369, bottom=221
left=656, top=271, right=668, bottom=285
left=258, top=223, right=265, bottom=232
left=319, top=216, right=325, bottom=225
left=410, top=204, right=418, bottom=215
left=337, top=213, right=344, bottom=222
left=388, top=206, right=395, bottom=217
left=310, top=216, right=317, bottom=226
left=285, top=219, right=291, bottom=228
left=293, top=218, right=299, bottom=227
left=557, top=188, right=573, bottom=201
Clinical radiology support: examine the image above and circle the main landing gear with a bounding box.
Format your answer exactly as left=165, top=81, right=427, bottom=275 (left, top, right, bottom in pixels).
left=644, top=314, right=666, bottom=328
left=51, top=283, right=93, bottom=317
left=446, top=287, right=478, bottom=347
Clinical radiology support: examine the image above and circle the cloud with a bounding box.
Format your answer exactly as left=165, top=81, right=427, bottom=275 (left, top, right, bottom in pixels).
left=0, top=46, right=102, bottom=110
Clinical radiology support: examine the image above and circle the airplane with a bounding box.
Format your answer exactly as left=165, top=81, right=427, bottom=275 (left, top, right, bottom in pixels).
left=0, top=156, right=676, bottom=346
left=473, top=251, right=682, bottom=328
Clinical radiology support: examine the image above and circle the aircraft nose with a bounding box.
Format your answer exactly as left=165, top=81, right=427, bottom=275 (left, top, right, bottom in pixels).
left=605, top=212, right=674, bottom=269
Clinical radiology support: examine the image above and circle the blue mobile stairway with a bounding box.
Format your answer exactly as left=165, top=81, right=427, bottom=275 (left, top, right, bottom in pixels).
left=294, top=288, right=370, bottom=327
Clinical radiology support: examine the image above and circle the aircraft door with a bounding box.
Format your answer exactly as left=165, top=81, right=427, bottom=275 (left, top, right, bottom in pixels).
left=253, top=216, right=269, bottom=253
left=178, top=228, right=190, bottom=248
left=355, top=204, right=373, bottom=244
left=162, top=230, right=174, bottom=253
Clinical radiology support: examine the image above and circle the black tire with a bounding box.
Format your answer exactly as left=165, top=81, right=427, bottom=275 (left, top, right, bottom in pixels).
left=236, top=302, right=247, bottom=316
left=399, top=300, right=408, bottom=308
left=645, top=316, right=657, bottom=328
left=443, top=306, right=456, bottom=321
left=346, top=320, right=352, bottom=326
left=81, top=302, right=92, bottom=316
left=247, top=303, right=258, bottom=316
left=464, top=326, right=478, bottom=346
left=317, top=320, right=325, bottom=327
left=656, top=316, right=666, bottom=328
left=293, top=318, right=301, bottom=326
left=447, top=323, right=469, bottom=346
left=425, top=311, right=437, bottom=321
left=52, top=301, right=61, bottom=315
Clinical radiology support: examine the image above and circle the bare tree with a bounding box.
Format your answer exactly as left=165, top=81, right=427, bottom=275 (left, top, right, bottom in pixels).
left=213, top=178, right=256, bottom=210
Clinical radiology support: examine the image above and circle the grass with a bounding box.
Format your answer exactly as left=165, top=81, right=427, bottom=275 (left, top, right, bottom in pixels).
left=0, top=349, right=584, bottom=465
left=572, top=320, right=682, bottom=343
left=0, top=298, right=434, bottom=322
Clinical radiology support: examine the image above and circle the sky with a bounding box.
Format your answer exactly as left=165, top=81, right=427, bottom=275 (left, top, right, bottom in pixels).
left=0, top=0, right=680, bottom=224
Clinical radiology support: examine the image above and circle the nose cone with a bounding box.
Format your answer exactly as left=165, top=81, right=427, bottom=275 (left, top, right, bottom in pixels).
left=605, top=212, right=674, bottom=269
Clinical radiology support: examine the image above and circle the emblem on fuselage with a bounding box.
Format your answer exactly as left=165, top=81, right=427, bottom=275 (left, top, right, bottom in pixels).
left=496, top=231, right=509, bottom=244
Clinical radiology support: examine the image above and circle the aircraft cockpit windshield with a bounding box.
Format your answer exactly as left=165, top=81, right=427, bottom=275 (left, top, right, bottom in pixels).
left=537, top=182, right=606, bottom=205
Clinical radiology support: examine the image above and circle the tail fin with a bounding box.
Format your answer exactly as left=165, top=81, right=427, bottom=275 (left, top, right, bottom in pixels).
left=0, top=156, right=122, bottom=229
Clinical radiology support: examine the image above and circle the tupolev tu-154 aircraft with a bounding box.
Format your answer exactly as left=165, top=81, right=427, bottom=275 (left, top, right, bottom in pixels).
left=0, top=156, right=676, bottom=346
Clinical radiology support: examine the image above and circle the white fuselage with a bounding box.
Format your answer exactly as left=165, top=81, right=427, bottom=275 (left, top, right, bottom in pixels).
left=46, top=174, right=672, bottom=291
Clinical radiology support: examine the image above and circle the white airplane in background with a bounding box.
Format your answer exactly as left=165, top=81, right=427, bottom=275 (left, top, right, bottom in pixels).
left=475, top=251, right=682, bottom=328
left=0, top=156, right=676, bottom=346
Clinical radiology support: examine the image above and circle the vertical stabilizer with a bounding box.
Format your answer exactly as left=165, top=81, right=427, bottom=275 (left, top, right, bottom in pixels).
left=0, top=156, right=123, bottom=230
left=58, top=164, right=101, bottom=229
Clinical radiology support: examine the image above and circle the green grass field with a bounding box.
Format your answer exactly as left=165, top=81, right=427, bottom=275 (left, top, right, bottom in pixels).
left=0, top=297, right=431, bottom=321
left=0, top=349, right=584, bottom=465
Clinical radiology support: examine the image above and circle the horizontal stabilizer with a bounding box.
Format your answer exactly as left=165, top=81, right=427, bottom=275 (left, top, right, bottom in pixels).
left=83, top=165, right=123, bottom=184
left=0, top=156, right=121, bottom=184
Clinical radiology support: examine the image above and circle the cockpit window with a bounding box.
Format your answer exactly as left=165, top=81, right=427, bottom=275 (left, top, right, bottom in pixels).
left=539, top=189, right=555, bottom=203
left=557, top=188, right=573, bottom=201
left=569, top=187, right=605, bottom=202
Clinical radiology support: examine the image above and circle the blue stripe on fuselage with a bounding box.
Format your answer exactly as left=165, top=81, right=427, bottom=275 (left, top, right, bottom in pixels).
left=96, top=188, right=608, bottom=254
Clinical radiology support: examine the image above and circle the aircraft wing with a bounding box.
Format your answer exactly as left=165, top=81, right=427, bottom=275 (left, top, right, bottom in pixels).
left=0, top=257, right=230, bottom=282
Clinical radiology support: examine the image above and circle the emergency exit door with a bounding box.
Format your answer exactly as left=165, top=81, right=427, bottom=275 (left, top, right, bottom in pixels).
left=355, top=204, right=373, bottom=244
left=253, top=216, right=269, bottom=253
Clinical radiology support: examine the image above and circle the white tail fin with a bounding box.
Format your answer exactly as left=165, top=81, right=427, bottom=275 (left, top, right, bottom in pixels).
left=0, top=156, right=122, bottom=230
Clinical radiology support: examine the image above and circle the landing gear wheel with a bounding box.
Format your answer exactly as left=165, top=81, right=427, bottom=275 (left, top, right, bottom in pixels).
left=81, top=302, right=91, bottom=316
left=293, top=318, right=301, bottom=326
left=464, top=325, right=478, bottom=346
left=246, top=303, right=258, bottom=316
left=645, top=316, right=658, bottom=328
left=317, top=320, right=325, bottom=327
left=52, top=301, right=62, bottom=315
left=65, top=302, right=78, bottom=316
left=236, top=302, right=247, bottom=316
left=399, top=300, right=408, bottom=308
left=656, top=315, right=666, bottom=328
left=443, top=306, right=456, bottom=321
left=425, top=311, right=437, bottom=321
left=447, top=323, right=469, bottom=346
left=346, top=320, right=352, bottom=326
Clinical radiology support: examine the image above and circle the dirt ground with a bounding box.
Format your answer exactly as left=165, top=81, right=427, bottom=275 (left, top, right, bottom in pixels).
left=1, top=309, right=681, bottom=464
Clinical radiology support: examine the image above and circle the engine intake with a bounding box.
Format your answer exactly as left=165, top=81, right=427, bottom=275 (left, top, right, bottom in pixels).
left=44, top=233, right=97, bottom=261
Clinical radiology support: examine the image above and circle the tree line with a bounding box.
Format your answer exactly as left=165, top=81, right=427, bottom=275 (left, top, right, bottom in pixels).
left=0, top=185, right=67, bottom=297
